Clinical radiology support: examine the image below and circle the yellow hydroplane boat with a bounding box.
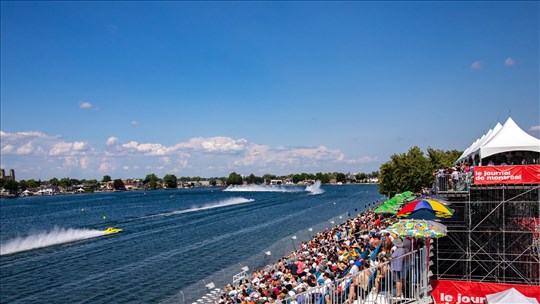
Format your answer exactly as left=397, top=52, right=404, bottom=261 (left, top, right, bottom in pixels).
left=103, top=227, right=123, bottom=234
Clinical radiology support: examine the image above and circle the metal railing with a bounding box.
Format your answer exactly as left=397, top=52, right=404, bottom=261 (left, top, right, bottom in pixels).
left=433, top=173, right=472, bottom=194
left=286, top=247, right=430, bottom=304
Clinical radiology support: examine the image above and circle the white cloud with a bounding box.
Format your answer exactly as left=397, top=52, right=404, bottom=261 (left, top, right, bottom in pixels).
left=2, top=130, right=375, bottom=179
left=79, top=101, right=94, bottom=110
left=344, top=156, right=378, bottom=164
left=50, top=141, right=90, bottom=156
left=505, top=57, right=515, bottom=66
left=1, top=130, right=59, bottom=155
left=121, top=141, right=167, bottom=156
left=529, top=125, right=540, bottom=133
left=99, top=162, right=115, bottom=173
left=106, top=137, right=119, bottom=146
left=172, top=137, right=248, bottom=153
left=471, top=61, right=481, bottom=70
left=80, top=157, right=89, bottom=170
left=131, top=121, right=141, bottom=126
left=233, top=144, right=347, bottom=168
left=1, top=144, right=15, bottom=153
left=16, top=142, right=34, bottom=155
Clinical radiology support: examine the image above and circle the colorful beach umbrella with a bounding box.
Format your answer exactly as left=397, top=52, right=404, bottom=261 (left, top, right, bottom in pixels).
left=396, top=199, right=454, bottom=219
left=388, top=220, right=447, bottom=238
left=374, top=191, right=417, bottom=214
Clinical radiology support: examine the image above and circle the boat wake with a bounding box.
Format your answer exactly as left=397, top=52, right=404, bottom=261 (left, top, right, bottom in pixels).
left=223, top=180, right=325, bottom=195
left=0, top=227, right=105, bottom=256
left=146, top=197, right=255, bottom=219
left=223, top=184, right=303, bottom=192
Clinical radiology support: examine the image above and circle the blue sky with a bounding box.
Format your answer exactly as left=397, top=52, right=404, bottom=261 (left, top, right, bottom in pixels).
left=1, top=1, right=539, bottom=180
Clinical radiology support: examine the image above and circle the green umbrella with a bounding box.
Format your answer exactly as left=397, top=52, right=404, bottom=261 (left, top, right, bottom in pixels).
left=373, top=191, right=417, bottom=214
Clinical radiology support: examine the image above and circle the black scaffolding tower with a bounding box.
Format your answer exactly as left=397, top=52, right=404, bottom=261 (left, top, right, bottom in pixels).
left=434, top=184, right=539, bottom=285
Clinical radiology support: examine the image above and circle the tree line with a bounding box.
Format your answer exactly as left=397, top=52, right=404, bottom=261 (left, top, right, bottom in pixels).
left=0, top=171, right=379, bottom=193
left=1, top=146, right=461, bottom=196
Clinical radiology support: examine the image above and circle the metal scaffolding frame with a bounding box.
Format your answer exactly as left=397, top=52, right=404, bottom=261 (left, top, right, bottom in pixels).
left=434, top=184, right=539, bottom=285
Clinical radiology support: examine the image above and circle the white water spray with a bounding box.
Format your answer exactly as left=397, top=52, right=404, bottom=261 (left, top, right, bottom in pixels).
left=306, top=180, right=325, bottom=195
left=223, top=184, right=302, bottom=192
left=0, top=227, right=105, bottom=256
left=144, top=197, right=255, bottom=219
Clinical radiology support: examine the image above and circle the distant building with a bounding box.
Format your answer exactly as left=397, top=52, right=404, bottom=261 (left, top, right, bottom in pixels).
left=269, top=179, right=283, bottom=185
left=0, top=168, right=15, bottom=180
left=123, top=179, right=143, bottom=190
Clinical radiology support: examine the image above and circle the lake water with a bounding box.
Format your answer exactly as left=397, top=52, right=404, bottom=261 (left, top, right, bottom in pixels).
left=0, top=184, right=382, bottom=303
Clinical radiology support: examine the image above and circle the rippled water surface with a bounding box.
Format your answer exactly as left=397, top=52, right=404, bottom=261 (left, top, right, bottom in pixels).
left=0, top=184, right=382, bottom=303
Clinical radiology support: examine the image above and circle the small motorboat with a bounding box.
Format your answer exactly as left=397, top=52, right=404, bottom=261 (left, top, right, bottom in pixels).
left=103, top=227, right=123, bottom=234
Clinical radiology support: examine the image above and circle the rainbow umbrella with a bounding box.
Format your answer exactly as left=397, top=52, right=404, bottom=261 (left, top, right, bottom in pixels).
left=388, top=220, right=447, bottom=238
left=396, top=199, right=454, bottom=219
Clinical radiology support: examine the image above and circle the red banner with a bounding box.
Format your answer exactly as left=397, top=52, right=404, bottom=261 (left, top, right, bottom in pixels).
left=431, top=279, right=540, bottom=303
left=473, top=165, right=540, bottom=185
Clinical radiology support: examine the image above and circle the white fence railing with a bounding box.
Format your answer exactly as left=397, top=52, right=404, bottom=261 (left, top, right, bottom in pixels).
left=284, top=247, right=430, bottom=304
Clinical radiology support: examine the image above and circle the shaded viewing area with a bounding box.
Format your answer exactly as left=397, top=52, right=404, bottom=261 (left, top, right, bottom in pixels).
left=432, top=116, right=540, bottom=286
left=433, top=181, right=539, bottom=285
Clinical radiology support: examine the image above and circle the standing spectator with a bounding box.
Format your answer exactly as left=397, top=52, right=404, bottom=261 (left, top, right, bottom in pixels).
left=390, top=238, right=406, bottom=298
left=451, top=167, right=460, bottom=190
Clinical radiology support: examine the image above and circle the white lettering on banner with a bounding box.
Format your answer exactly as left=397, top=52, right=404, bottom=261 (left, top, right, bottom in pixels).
left=484, top=171, right=511, bottom=176
left=439, top=292, right=486, bottom=304
left=485, top=175, right=522, bottom=181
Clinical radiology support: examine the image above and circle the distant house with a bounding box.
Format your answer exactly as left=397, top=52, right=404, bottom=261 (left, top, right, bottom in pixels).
left=123, top=179, right=143, bottom=190
left=368, top=177, right=379, bottom=183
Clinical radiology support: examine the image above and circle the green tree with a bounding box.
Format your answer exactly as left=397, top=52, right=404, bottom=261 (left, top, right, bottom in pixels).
left=18, top=180, right=29, bottom=190
left=315, top=172, right=330, bottom=184
left=102, top=175, right=112, bottom=183
left=49, top=177, right=60, bottom=186
left=59, top=177, right=72, bottom=188
left=262, top=174, right=276, bottom=184
left=378, top=146, right=432, bottom=197
left=144, top=174, right=158, bottom=184
left=355, top=173, right=367, bottom=182
left=246, top=174, right=263, bottom=184
left=113, top=179, right=125, bottom=190
left=427, top=148, right=463, bottom=171
left=144, top=174, right=160, bottom=190
left=27, top=179, right=39, bottom=188
left=335, top=173, right=346, bottom=183
left=209, top=179, right=217, bottom=186
left=163, top=174, right=178, bottom=189
left=226, top=172, right=243, bottom=185
left=3, top=179, right=19, bottom=194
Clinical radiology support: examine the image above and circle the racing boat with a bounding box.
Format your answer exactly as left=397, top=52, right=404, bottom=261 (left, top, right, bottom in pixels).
left=103, top=227, right=123, bottom=234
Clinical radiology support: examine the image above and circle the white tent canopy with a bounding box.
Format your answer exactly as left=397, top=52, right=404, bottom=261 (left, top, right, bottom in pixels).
left=485, top=287, right=539, bottom=304
left=456, top=117, right=540, bottom=164
left=480, top=117, right=540, bottom=159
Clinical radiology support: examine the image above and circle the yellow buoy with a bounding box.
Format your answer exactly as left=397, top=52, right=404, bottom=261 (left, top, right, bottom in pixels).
left=102, top=216, right=106, bottom=220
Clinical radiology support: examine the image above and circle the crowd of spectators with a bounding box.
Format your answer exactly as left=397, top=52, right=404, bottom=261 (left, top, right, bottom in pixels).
left=216, top=209, right=424, bottom=304
left=434, top=163, right=473, bottom=192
